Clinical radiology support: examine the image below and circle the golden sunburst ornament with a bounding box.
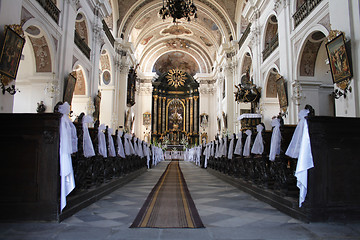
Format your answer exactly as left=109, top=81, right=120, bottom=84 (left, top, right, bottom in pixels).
left=167, top=68, right=186, bottom=88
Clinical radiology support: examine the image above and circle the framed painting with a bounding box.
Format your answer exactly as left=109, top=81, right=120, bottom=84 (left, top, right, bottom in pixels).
left=0, top=26, right=25, bottom=79
left=63, top=72, right=77, bottom=105
left=276, top=74, right=288, bottom=113
left=326, top=33, right=352, bottom=84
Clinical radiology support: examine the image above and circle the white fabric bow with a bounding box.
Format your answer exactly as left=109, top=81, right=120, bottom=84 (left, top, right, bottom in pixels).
left=107, top=128, right=116, bottom=157
left=295, top=119, right=314, bottom=207
left=210, top=141, right=215, bottom=157
left=251, top=124, right=264, bottom=155
left=269, top=118, right=281, bottom=161
left=98, top=124, right=107, bottom=158
left=82, top=115, right=95, bottom=158
left=116, top=130, right=126, bottom=158
left=286, top=109, right=310, bottom=158
left=58, top=102, right=77, bottom=212
left=228, top=135, right=235, bottom=160
left=124, top=133, right=135, bottom=156
left=234, top=132, right=243, bottom=156
left=143, top=142, right=151, bottom=168
left=243, top=130, right=252, bottom=157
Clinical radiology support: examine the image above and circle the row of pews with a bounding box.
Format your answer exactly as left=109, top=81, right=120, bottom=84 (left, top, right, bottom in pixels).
left=0, top=112, right=152, bottom=222
left=206, top=124, right=298, bottom=197
left=71, top=113, right=147, bottom=191
left=200, top=116, right=360, bottom=222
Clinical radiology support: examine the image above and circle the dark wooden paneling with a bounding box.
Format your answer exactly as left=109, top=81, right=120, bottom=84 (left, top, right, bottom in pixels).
left=0, top=113, right=61, bottom=221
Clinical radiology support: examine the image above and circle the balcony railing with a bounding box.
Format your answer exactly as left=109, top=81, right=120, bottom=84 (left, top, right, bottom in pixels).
left=262, top=35, right=279, bottom=61
left=36, top=0, right=60, bottom=24
left=293, top=0, right=323, bottom=28
left=74, top=31, right=91, bottom=60
left=238, top=23, right=252, bottom=50
left=102, top=20, right=115, bottom=47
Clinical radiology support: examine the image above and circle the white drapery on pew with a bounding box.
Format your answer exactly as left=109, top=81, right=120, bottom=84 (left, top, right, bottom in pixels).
left=116, top=131, right=126, bottom=158
left=228, top=135, right=235, bottom=159
left=143, top=142, right=151, bottom=168
left=251, top=124, right=264, bottom=155
left=243, top=130, right=252, bottom=157
left=124, top=133, right=135, bottom=156
left=82, top=115, right=95, bottom=158
left=107, top=128, right=116, bottom=157
left=98, top=124, right=107, bottom=158
left=234, top=132, right=243, bottom=156
left=285, top=109, right=314, bottom=207
left=269, top=118, right=281, bottom=161
left=59, top=102, right=78, bottom=212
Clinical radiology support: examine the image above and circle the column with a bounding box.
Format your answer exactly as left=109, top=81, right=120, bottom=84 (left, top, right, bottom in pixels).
left=157, top=95, right=162, bottom=134
left=153, top=95, right=158, bottom=134
left=162, top=97, right=166, bottom=132
left=186, top=98, right=190, bottom=132
left=194, top=96, right=199, bottom=133
left=190, top=97, right=194, bottom=134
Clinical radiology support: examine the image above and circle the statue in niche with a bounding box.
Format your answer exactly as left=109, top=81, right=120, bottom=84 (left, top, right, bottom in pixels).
left=93, top=90, right=101, bottom=122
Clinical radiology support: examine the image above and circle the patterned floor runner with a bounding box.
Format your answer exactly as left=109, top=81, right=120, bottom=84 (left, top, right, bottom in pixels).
left=130, top=161, right=204, bottom=228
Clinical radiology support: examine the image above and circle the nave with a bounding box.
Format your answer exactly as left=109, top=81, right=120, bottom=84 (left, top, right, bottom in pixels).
left=1, top=161, right=359, bottom=240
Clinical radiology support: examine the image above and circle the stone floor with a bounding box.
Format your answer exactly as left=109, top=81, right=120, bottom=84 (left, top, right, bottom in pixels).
left=1, top=161, right=359, bottom=240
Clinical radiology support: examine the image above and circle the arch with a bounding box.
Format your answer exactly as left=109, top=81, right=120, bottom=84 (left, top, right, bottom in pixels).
left=140, top=39, right=212, bottom=74
left=294, top=25, right=329, bottom=79
left=118, top=0, right=235, bottom=43
left=73, top=64, right=87, bottom=96
left=264, top=67, right=280, bottom=99
left=75, top=9, right=92, bottom=47
left=99, top=48, right=113, bottom=86
left=261, top=13, right=278, bottom=60
left=153, top=51, right=201, bottom=76
left=13, top=20, right=56, bottom=113
left=22, top=18, right=56, bottom=73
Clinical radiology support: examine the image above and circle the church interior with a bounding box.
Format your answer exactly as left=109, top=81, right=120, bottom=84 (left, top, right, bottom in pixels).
left=0, top=0, right=360, bottom=239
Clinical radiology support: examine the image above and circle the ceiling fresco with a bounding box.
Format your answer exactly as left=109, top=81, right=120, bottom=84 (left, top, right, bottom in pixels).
left=112, top=0, right=237, bottom=75
left=153, top=51, right=200, bottom=76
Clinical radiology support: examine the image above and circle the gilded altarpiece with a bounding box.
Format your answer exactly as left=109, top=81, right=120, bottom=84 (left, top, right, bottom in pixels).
left=152, top=69, right=199, bottom=146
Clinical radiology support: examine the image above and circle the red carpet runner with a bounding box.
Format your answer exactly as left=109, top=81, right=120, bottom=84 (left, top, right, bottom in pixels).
left=130, top=161, right=204, bottom=228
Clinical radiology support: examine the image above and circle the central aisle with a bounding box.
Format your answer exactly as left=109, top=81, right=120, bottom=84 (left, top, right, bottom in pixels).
left=1, top=161, right=359, bottom=239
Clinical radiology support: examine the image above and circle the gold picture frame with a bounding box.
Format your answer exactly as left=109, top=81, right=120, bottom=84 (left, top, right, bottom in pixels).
left=326, top=33, right=352, bottom=84
left=0, top=26, right=25, bottom=80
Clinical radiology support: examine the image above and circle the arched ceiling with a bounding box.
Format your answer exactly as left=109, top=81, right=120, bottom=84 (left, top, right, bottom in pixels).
left=111, top=0, right=237, bottom=76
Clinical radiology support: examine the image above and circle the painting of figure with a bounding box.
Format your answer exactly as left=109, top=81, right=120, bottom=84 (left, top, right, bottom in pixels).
left=0, top=26, right=25, bottom=79
left=326, top=33, right=352, bottom=84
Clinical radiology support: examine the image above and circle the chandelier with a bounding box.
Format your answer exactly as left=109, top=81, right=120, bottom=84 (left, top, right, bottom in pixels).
left=159, top=0, right=198, bottom=23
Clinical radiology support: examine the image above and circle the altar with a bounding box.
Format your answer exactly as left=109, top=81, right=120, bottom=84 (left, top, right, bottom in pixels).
left=165, top=150, right=184, bottom=160
left=238, top=113, right=262, bottom=131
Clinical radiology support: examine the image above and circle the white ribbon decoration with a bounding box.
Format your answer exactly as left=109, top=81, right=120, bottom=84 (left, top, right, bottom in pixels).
left=269, top=118, right=281, bottom=161
left=228, top=135, right=235, bottom=159
left=243, top=130, right=252, bottom=157
left=107, top=128, right=116, bottom=157
left=234, top=132, right=243, bottom=156
left=295, top=119, right=314, bottom=207
left=82, top=115, right=95, bottom=158
left=98, top=124, right=107, bottom=158
left=58, top=102, right=77, bottom=212
left=251, top=124, right=264, bottom=155
left=286, top=109, right=310, bottom=158
left=116, top=130, right=126, bottom=158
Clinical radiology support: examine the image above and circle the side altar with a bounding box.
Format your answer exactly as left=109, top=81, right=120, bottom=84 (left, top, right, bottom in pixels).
left=238, top=113, right=262, bottom=131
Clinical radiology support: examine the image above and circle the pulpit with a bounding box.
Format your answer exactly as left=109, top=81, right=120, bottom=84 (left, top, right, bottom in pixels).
left=238, top=113, right=262, bottom=131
